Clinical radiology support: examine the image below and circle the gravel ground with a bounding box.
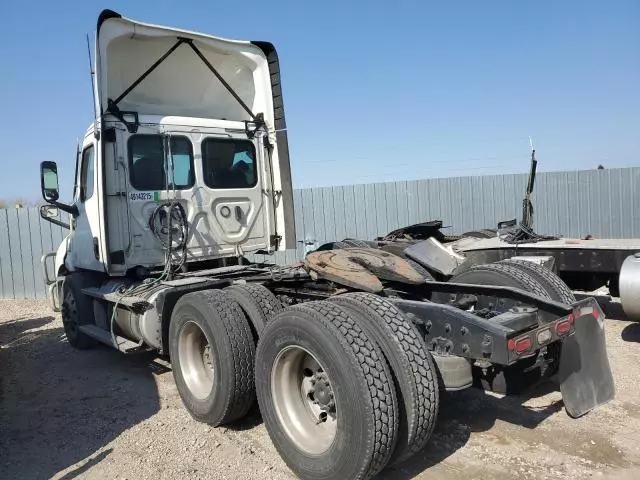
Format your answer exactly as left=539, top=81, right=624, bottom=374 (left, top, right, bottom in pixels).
left=1, top=296, right=640, bottom=480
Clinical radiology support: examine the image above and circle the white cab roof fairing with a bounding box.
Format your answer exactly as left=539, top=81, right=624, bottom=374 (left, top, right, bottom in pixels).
left=95, top=10, right=272, bottom=124
left=93, top=10, right=297, bottom=251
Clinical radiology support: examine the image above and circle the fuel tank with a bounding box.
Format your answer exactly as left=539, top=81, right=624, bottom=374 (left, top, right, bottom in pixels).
left=93, top=280, right=172, bottom=349
left=619, top=253, right=640, bottom=321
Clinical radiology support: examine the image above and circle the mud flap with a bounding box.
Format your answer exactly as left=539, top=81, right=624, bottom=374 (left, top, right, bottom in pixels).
left=559, top=301, right=615, bottom=418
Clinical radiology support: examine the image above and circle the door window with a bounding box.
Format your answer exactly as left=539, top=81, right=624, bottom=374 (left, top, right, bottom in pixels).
left=80, top=145, right=95, bottom=201
left=128, top=135, right=195, bottom=191
left=202, top=138, right=257, bottom=189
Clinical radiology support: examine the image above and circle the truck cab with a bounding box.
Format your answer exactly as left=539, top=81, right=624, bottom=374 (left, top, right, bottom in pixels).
left=40, top=9, right=295, bottom=283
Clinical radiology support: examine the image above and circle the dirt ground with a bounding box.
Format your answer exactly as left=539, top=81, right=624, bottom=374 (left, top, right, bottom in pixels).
left=1, top=297, right=640, bottom=480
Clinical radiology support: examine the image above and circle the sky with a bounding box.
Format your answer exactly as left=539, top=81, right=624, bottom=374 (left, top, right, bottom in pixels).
left=0, top=0, right=638, bottom=203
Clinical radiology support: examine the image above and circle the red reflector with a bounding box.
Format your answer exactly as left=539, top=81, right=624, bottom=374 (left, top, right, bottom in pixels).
left=508, top=337, right=532, bottom=354
left=556, top=320, right=572, bottom=336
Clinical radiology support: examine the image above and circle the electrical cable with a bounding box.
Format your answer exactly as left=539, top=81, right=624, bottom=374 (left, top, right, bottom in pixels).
left=109, top=134, right=190, bottom=350
left=498, top=220, right=560, bottom=245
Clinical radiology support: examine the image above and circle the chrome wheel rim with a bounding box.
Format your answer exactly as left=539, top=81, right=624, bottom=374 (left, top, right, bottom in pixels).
left=178, top=321, right=214, bottom=400
left=271, top=346, right=338, bottom=455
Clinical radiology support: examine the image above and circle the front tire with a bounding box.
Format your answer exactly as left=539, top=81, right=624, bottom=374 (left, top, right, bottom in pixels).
left=169, top=289, right=256, bottom=426
left=61, top=273, right=100, bottom=349
left=256, top=301, right=399, bottom=480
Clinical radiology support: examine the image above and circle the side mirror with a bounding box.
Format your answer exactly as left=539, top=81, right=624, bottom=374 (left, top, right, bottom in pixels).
left=40, top=204, right=59, bottom=218
left=39, top=203, right=70, bottom=229
left=40, top=161, right=60, bottom=202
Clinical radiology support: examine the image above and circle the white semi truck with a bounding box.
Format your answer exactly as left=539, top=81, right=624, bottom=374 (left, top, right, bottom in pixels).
left=38, top=9, right=615, bottom=480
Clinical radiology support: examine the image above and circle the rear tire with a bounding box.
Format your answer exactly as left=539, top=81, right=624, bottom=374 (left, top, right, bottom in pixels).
left=224, top=283, right=282, bottom=339
left=500, top=259, right=575, bottom=303
left=255, top=301, right=399, bottom=480
left=500, top=259, right=575, bottom=376
left=433, top=262, right=550, bottom=306
left=169, top=289, right=255, bottom=426
left=60, top=273, right=101, bottom=349
left=341, top=238, right=372, bottom=248
left=329, top=293, right=439, bottom=464
left=432, top=263, right=553, bottom=394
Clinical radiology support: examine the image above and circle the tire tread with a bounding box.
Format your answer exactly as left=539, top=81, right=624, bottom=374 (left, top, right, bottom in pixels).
left=236, top=283, right=283, bottom=319
left=500, top=259, right=575, bottom=304
left=468, top=263, right=549, bottom=298
left=342, top=238, right=372, bottom=248
left=332, top=293, right=438, bottom=460
left=196, top=289, right=256, bottom=424
left=225, top=283, right=283, bottom=334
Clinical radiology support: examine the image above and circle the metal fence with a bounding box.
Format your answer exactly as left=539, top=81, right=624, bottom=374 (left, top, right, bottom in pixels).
left=2, top=166, right=639, bottom=299
left=0, top=207, right=69, bottom=300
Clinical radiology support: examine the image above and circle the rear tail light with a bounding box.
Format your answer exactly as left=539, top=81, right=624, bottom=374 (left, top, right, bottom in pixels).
left=537, top=328, right=552, bottom=345
left=508, top=336, right=532, bottom=355
left=508, top=309, right=585, bottom=360
left=556, top=320, right=573, bottom=337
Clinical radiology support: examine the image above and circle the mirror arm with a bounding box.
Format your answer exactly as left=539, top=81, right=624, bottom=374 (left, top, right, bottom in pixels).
left=41, top=214, right=71, bottom=230
left=46, top=199, right=78, bottom=217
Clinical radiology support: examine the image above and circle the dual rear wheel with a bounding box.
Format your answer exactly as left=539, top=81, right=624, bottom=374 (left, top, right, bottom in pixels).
left=255, top=296, right=439, bottom=479
left=168, top=288, right=257, bottom=425
left=169, top=286, right=439, bottom=480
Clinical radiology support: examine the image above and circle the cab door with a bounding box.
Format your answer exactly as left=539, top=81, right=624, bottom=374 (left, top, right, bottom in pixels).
left=68, top=140, right=105, bottom=271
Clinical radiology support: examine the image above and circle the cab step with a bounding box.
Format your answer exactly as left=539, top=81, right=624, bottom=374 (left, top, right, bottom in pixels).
left=81, top=287, right=153, bottom=314
left=78, top=324, right=143, bottom=353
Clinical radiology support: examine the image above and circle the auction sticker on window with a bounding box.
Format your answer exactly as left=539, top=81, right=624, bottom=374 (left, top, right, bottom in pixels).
left=129, top=192, right=160, bottom=202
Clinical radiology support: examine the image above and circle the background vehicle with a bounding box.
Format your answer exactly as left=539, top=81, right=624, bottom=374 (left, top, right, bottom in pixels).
left=38, top=10, right=614, bottom=480
left=331, top=149, right=640, bottom=322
